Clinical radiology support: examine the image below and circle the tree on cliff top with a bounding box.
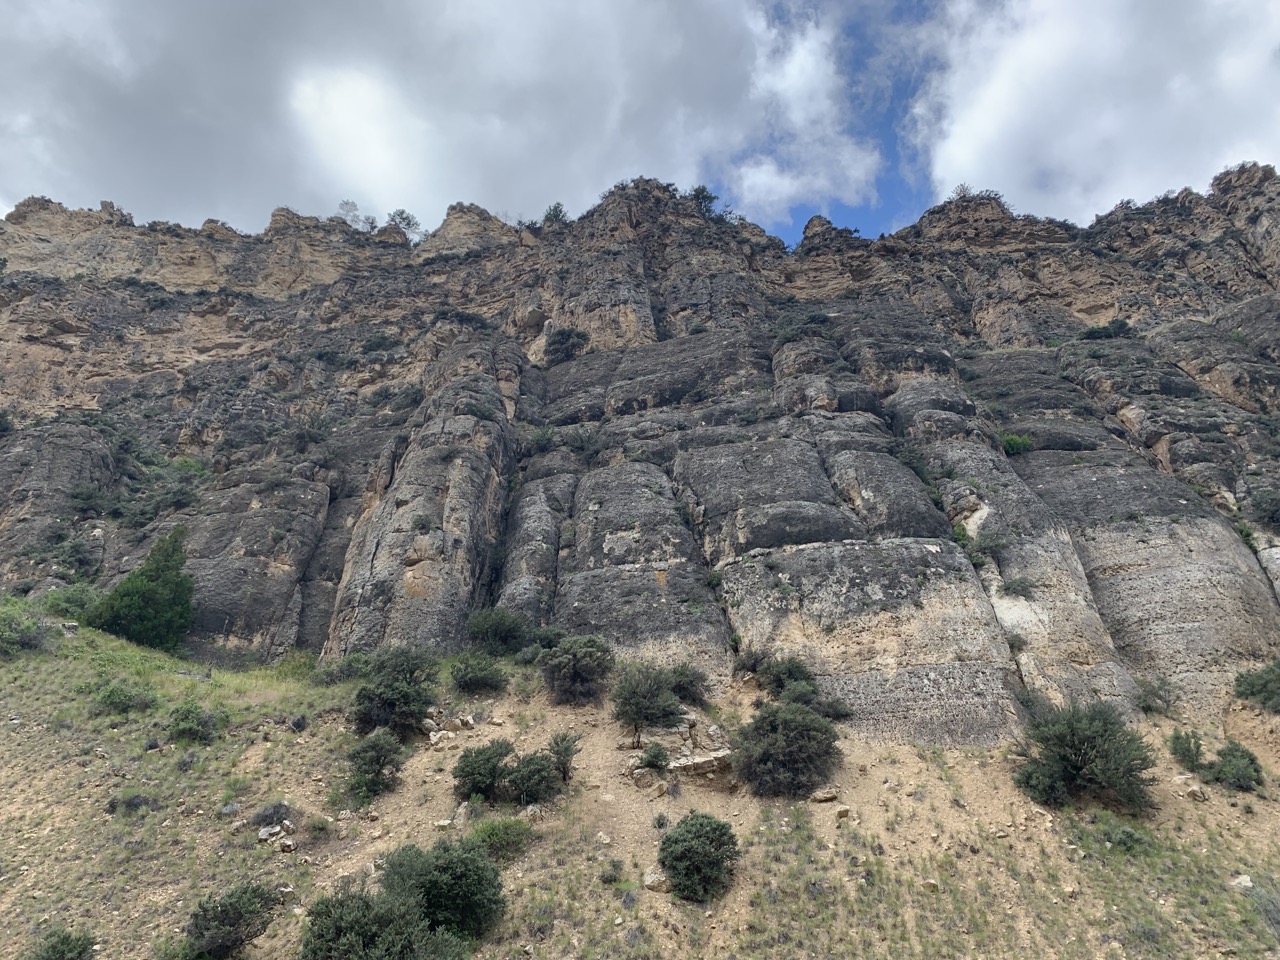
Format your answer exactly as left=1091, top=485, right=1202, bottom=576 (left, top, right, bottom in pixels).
left=86, top=528, right=193, bottom=650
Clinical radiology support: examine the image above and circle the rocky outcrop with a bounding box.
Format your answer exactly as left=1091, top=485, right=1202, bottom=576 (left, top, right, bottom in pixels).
left=5, top=166, right=1280, bottom=740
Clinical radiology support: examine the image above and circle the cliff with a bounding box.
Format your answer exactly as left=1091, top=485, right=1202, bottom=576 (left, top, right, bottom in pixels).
left=5, top=165, right=1280, bottom=743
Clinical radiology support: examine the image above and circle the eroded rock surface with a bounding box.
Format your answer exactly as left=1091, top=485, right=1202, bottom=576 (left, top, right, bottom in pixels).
left=6, top=168, right=1280, bottom=740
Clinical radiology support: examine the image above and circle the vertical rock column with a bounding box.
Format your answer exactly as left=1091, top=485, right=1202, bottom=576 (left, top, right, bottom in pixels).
left=323, top=340, right=521, bottom=656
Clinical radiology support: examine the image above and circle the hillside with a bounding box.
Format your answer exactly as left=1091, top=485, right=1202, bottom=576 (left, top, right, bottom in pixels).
left=6, top=165, right=1280, bottom=956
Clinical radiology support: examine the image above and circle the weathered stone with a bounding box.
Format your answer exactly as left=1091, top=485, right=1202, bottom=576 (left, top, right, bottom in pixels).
left=643, top=864, right=673, bottom=893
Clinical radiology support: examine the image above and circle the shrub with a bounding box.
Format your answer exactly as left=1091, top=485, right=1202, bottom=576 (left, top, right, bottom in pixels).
left=85, top=528, right=194, bottom=650
left=312, top=651, right=371, bottom=685
left=1080, top=316, right=1132, bottom=340
left=612, top=662, right=684, bottom=741
left=41, top=583, right=102, bottom=619
left=249, top=801, right=293, bottom=827
left=1136, top=675, right=1179, bottom=716
left=1235, top=659, right=1280, bottom=712
left=544, top=328, right=590, bottom=364
left=453, top=739, right=516, bottom=801
left=467, top=607, right=529, bottom=654
left=639, top=742, right=670, bottom=772
left=1169, top=729, right=1204, bottom=772
left=451, top=651, right=507, bottom=694
left=1001, top=433, right=1035, bottom=456
left=541, top=634, right=615, bottom=704
left=348, top=728, right=407, bottom=803
left=1014, top=701, right=1156, bottom=811
left=732, top=643, right=774, bottom=677
left=23, top=926, right=95, bottom=960
left=670, top=662, right=709, bottom=706
left=300, top=886, right=469, bottom=960
left=352, top=645, right=437, bottom=737
left=513, top=643, right=543, bottom=666
left=0, top=601, right=47, bottom=656
left=167, top=699, right=220, bottom=745
left=381, top=839, right=506, bottom=939
left=93, top=678, right=159, bottom=715
left=468, top=816, right=534, bottom=863
left=547, top=731, right=582, bottom=782
left=181, top=882, right=279, bottom=960
left=734, top=702, right=841, bottom=798
left=503, top=751, right=562, bottom=805
left=1208, top=739, right=1263, bottom=791
left=758, top=655, right=815, bottom=698
left=658, top=812, right=740, bottom=901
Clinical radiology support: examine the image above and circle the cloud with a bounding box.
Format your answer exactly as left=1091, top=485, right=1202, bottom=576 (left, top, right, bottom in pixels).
left=0, top=0, right=878, bottom=232
left=908, top=0, right=1280, bottom=223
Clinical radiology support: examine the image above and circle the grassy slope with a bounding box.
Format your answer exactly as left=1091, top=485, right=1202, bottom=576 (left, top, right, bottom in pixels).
left=3, top=617, right=1280, bottom=959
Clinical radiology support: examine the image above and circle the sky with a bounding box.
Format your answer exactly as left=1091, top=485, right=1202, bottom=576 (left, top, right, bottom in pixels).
left=1, top=0, right=1278, bottom=247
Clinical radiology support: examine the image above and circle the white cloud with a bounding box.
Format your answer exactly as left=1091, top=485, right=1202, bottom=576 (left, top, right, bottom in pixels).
left=908, top=0, right=1280, bottom=223
left=0, top=0, right=877, bottom=233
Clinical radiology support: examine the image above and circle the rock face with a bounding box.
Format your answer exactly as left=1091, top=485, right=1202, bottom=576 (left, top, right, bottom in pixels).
left=6, top=168, right=1280, bottom=741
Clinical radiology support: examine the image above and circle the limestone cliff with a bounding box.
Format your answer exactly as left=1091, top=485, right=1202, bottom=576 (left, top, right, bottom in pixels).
left=5, top=166, right=1280, bottom=743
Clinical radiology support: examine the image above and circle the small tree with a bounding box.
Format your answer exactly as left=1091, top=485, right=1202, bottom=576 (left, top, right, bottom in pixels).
left=182, top=883, right=279, bottom=960
left=1014, top=701, right=1156, bottom=811
left=385, top=208, right=423, bottom=243
left=86, top=528, right=194, bottom=650
left=467, top=607, right=529, bottom=654
left=542, top=202, right=569, bottom=226
left=381, top=839, right=505, bottom=939
left=348, top=728, right=407, bottom=803
left=658, top=812, right=739, bottom=901
left=503, top=751, right=561, bottom=805
left=544, top=328, right=590, bottom=365
left=451, top=651, right=507, bottom=694
left=612, top=663, right=684, bottom=744
left=547, top=731, right=582, bottom=782
left=734, top=702, right=841, bottom=798
left=684, top=185, right=719, bottom=219
left=1208, top=739, right=1263, bottom=791
left=541, top=634, right=615, bottom=704
left=352, top=645, right=437, bottom=737
left=453, top=739, right=515, bottom=801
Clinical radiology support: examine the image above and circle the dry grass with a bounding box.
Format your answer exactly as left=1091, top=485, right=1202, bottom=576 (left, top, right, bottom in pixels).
left=4, top=621, right=1280, bottom=959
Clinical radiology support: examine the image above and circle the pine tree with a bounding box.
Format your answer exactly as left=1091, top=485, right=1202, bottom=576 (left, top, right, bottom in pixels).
left=87, top=528, right=194, bottom=650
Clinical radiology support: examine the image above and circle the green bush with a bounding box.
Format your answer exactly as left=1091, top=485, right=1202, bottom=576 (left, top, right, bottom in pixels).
left=93, top=678, right=159, bottom=715
left=544, top=328, right=590, bottom=365
left=1208, top=739, right=1263, bottom=792
left=612, top=662, right=684, bottom=740
left=757, top=655, right=814, bottom=697
left=313, top=651, right=371, bottom=685
left=0, top=601, right=47, bottom=656
left=167, top=699, right=220, bottom=745
left=1001, top=433, right=1035, bottom=456
left=451, top=651, right=507, bottom=694
left=734, top=702, right=841, bottom=798
left=503, top=751, right=562, bottom=805
left=1169, top=729, right=1204, bottom=772
left=23, top=926, right=95, bottom=960
left=348, top=728, right=407, bottom=804
left=181, top=882, right=279, bottom=959
left=670, top=661, right=709, bottom=706
left=1235, top=659, right=1280, bottom=712
left=453, top=739, right=516, bottom=801
left=541, top=634, right=615, bottom=704
left=658, top=812, right=740, bottom=901
left=1014, top=701, right=1156, bottom=811
left=85, top=528, right=193, bottom=650
left=41, top=583, right=102, bottom=619
left=352, top=645, right=437, bottom=737
left=547, top=731, right=582, bottom=782
left=468, top=816, right=534, bottom=863
left=732, top=643, right=774, bottom=677
left=300, top=886, right=470, bottom=960
left=1136, top=675, right=1179, bottom=716
left=467, top=607, right=529, bottom=654
left=639, top=742, right=670, bottom=772
left=381, top=839, right=506, bottom=939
